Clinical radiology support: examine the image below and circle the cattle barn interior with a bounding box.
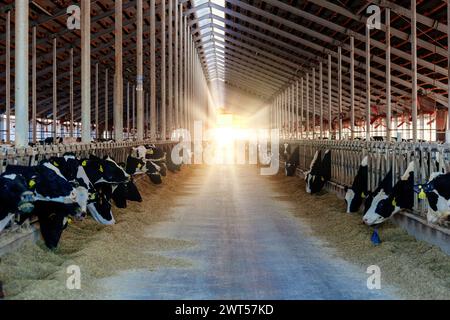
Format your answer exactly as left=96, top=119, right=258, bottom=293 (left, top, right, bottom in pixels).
left=1, top=0, right=450, bottom=301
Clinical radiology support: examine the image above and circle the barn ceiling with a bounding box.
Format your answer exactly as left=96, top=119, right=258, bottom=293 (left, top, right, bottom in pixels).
left=0, top=0, right=448, bottom=126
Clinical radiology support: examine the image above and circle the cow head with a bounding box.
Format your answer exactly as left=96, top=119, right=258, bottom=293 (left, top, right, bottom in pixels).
left=285, top=146, right=300, bottom=177
left=144, top=145, right=166, bottom=161
left=363, top=162, right=414, bottom=226
left=285, top=163, right=296, bottom=176
left=83, top=156, right=130, bottom=185
left=126, top=180, right=143, bottom=202
left=125, top=155, right=148, bottom=175
left=414, top=172, right=450, bottom=225
left=344, top=156, right=368, bottom=213
left=47, top=155, right=91, bottom=219
left=0, top=173, right=35, bottom=218
left=111, top=183, right=129, bottom=208
left=362, top=189, right=397, bottom=225
left=34, top=162, right=78, bottom=205
left=87, top=191, right=115, bottom=225
left=146, top=161, right=163, bottom=184
left=132, top=146, right=148, bottom=159
left=344, top=186, right=368, bottom=214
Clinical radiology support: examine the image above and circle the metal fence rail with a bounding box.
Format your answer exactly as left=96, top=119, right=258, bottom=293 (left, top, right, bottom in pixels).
left=0, top=140, right=176, bottom=173
left=285, top=140, right=450, bottom=219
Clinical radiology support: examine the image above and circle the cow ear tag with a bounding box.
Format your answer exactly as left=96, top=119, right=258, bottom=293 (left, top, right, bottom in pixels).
left=53, top=161, right=59, bottom=167
left=149, top=149, right=154, bottom=155
left=361, top=192, right=366, bottom=198
left=99, top=165, right=104, bottom=173
left=29, top=179, right=36, bottom=188
left=391, top=198, right=397, bottom=207
left=137, top=163, right=142, bottom=169
left=321, top=177, right=325, bottom=182
left=418, top=186, right=427, bottom=200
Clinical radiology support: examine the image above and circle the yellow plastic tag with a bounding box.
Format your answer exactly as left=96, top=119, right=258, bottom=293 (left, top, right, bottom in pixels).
left=321, top=177, right=325, bottom=182
left=68, top=217, right=73, bottom=225
left=29, top=179, right=36, bottom=188
left=361, top=192, right=366, bottom=198
left=82, top=160, right=87, bottom=167
left=89, top=193, right=96, bottom=200
left=148, top=149, right=154, bottom=155
left=53, top=161, right=59, bottom=167
left=99, top=165, right=104, bottom=173
left=137, top=163, right=142, bottom=169
left=392, top=198, right=397, bottom=207
left=419, top=190, right=427, bottom=200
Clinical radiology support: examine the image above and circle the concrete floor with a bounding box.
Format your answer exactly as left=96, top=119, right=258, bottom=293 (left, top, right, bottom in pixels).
left=98, top=166, right=396, bottom=299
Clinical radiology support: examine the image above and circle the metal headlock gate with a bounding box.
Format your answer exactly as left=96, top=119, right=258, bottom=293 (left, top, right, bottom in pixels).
left=0, top=140, right=178, bottom=255
left=284, top=140, right=450, bottom=220
left=0, top=140, right=176, bottom=173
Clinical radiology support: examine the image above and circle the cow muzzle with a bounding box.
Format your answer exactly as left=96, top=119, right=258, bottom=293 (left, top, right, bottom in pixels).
left=18, top=191, right=35, bottom=213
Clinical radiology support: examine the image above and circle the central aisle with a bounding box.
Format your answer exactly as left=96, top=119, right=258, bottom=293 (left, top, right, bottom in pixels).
left=98, top=165, right=395, bottom=299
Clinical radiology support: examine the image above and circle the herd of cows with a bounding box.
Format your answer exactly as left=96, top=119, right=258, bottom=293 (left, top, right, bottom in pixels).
left=0, top=144, right=181, bottom=249
left=283, top=144, right=450, bottom=229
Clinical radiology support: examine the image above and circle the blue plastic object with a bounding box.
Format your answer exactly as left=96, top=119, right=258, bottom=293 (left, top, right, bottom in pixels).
left=371, top=228, right=382, bottom=245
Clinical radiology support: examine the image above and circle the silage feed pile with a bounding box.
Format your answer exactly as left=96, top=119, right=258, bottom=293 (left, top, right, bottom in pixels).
left=0, top=169, right=194, bottom=300
left=270, top=173, right=450, bottom=299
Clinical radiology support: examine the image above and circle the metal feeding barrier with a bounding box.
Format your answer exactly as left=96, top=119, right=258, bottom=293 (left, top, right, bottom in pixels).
left=284, top=139, right=450, bottom=221
left=0, top=139, right=178, bottom=254
left=0, top=140, right=176, bottom=173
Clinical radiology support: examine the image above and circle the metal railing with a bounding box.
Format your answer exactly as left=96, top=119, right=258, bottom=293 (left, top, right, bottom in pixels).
left=285, top=139, right=450, bottom=219
left=0, top=140, right=176, bottom=173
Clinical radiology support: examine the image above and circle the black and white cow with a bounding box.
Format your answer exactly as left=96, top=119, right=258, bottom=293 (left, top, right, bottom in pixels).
left=49, top=154, right=119, bottom=225
left=145, top=144, right=167, bottom=177
left=285, top=146, right=300, bottom=177
left=344, top=156, right=368, bottom=213
left=47, top=155, right=90, bottom=219
left=0, top=173, right=35, bottom=233
left=4, top=163, right=79, bottom=249
left=83, top=155, right=130, bottom=185
left=81, top=156, right=131, bottom=224
left=363, top=162, right=414, bottom=226
left=145, top=161, right=163, bottom=185
left=414, top=172, right=450, bottom=225
left=305, top=150, right=331, bottom=194
left=125, top=155, right=148, bottom=176
left=166, top=149, right=182, bottom=172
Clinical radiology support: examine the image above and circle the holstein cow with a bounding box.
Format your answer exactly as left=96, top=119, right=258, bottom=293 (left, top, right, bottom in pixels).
left=4, top=163, right=79, bottom=249
left=49, top=154, right=119, bottom=224
left=344, top=156, right=369, bottom=213
left=305, top=150, right=332, bottom=194
left=47, top=155, right=90, bottom=219
left=0, top=173, right=35, bottom=233
left=133, top=145, right=164, bottom=184
left=92, top=156, right=139, bottom=208
left=363, top=162, right=414, bottom=226
left=414, top=172, right=450, bottom=225
left=285, top=146, right=300, bottom=177
left=81, top=156, right=130, bottom=224
left=145, top=144, right=168, bottom=176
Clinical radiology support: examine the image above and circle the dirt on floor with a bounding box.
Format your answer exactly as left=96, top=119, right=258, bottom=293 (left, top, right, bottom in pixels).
left=270, top=173, right=450, bottom=300
left=0, top=168, right=195, bottom=300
